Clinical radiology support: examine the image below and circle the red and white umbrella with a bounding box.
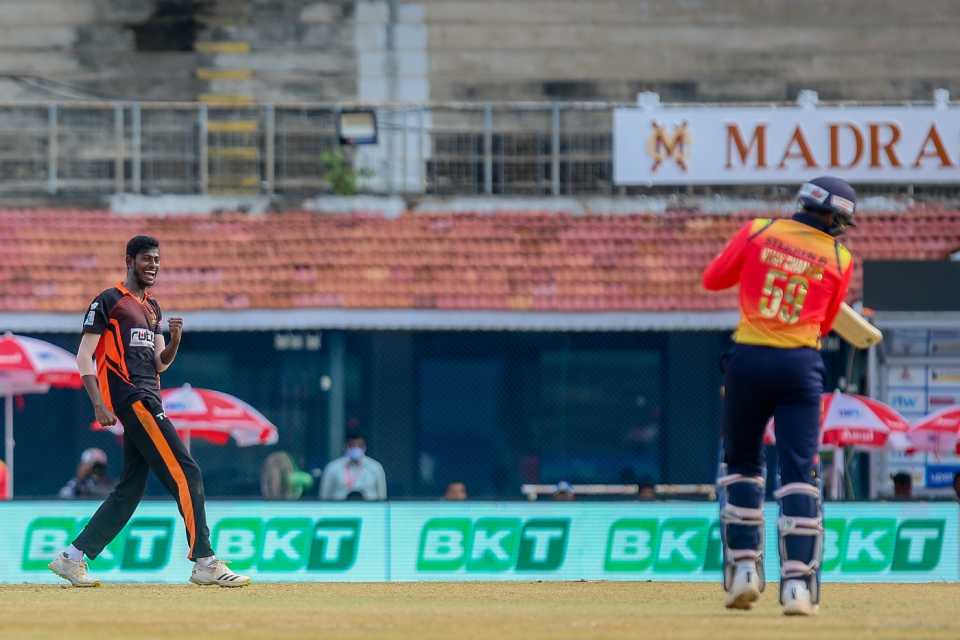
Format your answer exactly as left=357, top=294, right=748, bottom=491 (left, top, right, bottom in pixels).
left=162, top=384, right=278, bottom=448
left=905, top=406, right=960, bottom=454
left=763, top=391, right=909, bottom=448
left=763, top=390, right=909, bottom=499
left=0, top=332, right=82, bottom=498
left=820, top=391, right=910, bottom=448
left=0, top=332, right=81, bottom=389
left=96, top=384, right=278, bottom=449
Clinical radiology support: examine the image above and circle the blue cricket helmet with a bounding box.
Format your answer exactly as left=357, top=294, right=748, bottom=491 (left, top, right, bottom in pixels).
left=796, top=176, right=857, bottom=234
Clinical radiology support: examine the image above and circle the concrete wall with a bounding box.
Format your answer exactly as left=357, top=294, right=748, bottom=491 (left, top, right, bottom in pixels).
left=0, top=0, right=358, bottom=101
left=0, top=0, right=173, bottom=100
left=0, top=0, right=957, bottom=103
left=205, top=0, right=357, bottom=102
left=420, top=0, right=960, bottom=102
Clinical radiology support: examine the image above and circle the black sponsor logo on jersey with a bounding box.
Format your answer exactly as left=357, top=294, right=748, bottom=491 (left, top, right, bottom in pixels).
left=129, top=328, right=155, bottom=348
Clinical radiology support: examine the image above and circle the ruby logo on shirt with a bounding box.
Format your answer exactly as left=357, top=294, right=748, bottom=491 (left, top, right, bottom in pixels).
left=129, top=328, right=155, bottom=348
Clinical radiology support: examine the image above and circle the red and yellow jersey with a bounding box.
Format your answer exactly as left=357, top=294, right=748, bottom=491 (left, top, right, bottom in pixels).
left=703, top=217, right=854, bottom=349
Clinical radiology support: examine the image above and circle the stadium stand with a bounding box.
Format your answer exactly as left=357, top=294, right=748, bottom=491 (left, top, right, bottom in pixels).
left=1, top=209, right=959, bottom=314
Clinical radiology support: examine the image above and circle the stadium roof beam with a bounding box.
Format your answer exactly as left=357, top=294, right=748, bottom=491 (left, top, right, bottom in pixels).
left=0, top=310, right=740, bottom=333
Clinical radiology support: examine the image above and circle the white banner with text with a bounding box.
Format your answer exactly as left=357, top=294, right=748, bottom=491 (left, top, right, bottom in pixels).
left=614, top=105, right=960, bottom=185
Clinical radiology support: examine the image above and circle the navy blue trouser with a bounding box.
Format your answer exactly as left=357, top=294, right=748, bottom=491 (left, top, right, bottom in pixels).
left=721, top=344, right=824, bottom=558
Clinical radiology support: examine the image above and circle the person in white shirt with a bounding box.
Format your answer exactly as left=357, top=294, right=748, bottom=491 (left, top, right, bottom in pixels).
left=320, top=434, right=387, bottom=501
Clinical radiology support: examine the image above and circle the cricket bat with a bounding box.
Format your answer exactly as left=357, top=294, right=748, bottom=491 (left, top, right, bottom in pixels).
left=832, top=303, right=883, bottom=349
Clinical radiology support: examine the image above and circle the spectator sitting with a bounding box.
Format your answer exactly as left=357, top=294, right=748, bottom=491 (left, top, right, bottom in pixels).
left=953, top=472, right=960, bottom=502
left=892, top=472, right=912, bottom=500
left=444, top=481, right=468, bottom=500
left=551, top=481, right=575, bottom=501
left=320, top=434, right=387, bottom=501
left=59, top=448, right=114, bottom=499
left=637, top=480, right=657, bottom=501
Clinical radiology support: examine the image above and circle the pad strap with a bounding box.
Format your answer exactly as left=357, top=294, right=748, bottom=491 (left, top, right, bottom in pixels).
left=777, top=515, right=823, bottom=535
left=721, top=504, right=764, bottom=526
left=782, top=560, right=818, bottom=578
left=773, top=482, right=819, bottom=499
left=718, top=473, right=765, bottom=488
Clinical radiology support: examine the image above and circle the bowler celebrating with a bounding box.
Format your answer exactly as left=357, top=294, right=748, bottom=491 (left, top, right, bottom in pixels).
left=703, top=177, right=856, bottom=615
left=48, top=235, right=250, bottom=588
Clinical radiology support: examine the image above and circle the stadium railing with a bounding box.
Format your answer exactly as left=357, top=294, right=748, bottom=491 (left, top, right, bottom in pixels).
left=521, top=483, right=716, bottom=501
left=2, top=100, right=959, bottom=199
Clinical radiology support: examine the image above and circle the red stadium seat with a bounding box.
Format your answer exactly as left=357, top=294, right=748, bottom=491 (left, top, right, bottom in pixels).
left=1, top=208, right=959, bottom=313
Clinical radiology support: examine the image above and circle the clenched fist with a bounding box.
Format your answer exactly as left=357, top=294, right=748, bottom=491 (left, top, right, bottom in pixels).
left=95, top=404, right=118, bottom=427
left=168, top=317, right=183, bottom=342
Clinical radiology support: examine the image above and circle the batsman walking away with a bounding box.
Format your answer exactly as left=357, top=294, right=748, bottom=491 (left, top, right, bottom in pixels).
left=47, top=235, right=251, bottom=588
left=703, top=176, right=858, bottom=616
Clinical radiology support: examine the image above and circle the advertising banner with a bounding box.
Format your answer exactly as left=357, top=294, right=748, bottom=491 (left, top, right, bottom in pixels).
left=6, top=502, right=386, bottom=584
left=614, top=105, right=960, bottom=185
left=390, top=502, right=959, bottom=583
left=881, top=328, right=960, bottom=491
left=2, top=501, right=957, bottom=583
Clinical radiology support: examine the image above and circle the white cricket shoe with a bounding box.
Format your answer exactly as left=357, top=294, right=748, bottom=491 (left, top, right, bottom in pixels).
left=190, top=559, right=251, bottom=588
left=48, top=553, right=100, bottom=587
left=782, top=579, right=817, bottom=616
left=724, top=561, right=761, bottom=610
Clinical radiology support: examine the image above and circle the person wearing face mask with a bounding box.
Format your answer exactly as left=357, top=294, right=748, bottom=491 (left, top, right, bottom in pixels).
left=319, top=434, right=387, bottom=501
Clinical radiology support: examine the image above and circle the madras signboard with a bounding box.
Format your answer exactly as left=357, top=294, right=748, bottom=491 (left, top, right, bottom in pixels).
left=614, top=105, right=960, bottom=185
left=3, top=502, right=957, bottom=583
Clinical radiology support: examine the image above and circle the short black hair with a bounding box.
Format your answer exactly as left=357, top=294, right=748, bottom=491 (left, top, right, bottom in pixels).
left=126, top=235, right=159, bottom=259
left=346, top=433, right=366, bottom=444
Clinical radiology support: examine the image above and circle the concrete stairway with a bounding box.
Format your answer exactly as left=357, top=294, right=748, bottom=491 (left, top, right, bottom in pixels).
left=194, top=0, right=258, bottom=193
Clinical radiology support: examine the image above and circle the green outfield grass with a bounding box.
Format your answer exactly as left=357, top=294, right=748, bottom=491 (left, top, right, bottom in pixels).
left=1, top=582, right=957, bottom=640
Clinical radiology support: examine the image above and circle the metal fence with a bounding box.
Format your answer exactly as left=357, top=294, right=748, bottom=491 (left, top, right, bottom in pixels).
left=1, top=101, right=959, bottom=199
left=0, top=101, right=617, bottom=197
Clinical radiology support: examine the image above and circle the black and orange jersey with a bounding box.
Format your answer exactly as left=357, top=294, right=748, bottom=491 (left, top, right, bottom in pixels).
left=81, top=282, right=162, bottom=411
left=703, top=216, right=854, bottom=349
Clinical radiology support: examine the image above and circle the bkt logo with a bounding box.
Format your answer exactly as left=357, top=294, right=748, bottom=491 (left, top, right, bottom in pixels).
left=602, top=517, right=947, bottom=574
left=605, top=518, right=723, bottom=572
left=214, top=518, right=361, bottom=571
left=823, top=518, right=944, bottom=572
left=417, top=518, right=569, bottom=572
left=24, top=517, right=173, bottom=571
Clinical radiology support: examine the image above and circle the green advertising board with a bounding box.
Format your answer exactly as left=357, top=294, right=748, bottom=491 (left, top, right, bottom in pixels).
left=8, top=502, right=385, bottom=584
left=2, top=501, right=957, bottom=583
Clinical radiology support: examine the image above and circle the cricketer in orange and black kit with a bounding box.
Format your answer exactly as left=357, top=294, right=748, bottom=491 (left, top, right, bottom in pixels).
left=703, top=176, right=856, bottom=610
left=72, top=269, right=213, bottom=562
